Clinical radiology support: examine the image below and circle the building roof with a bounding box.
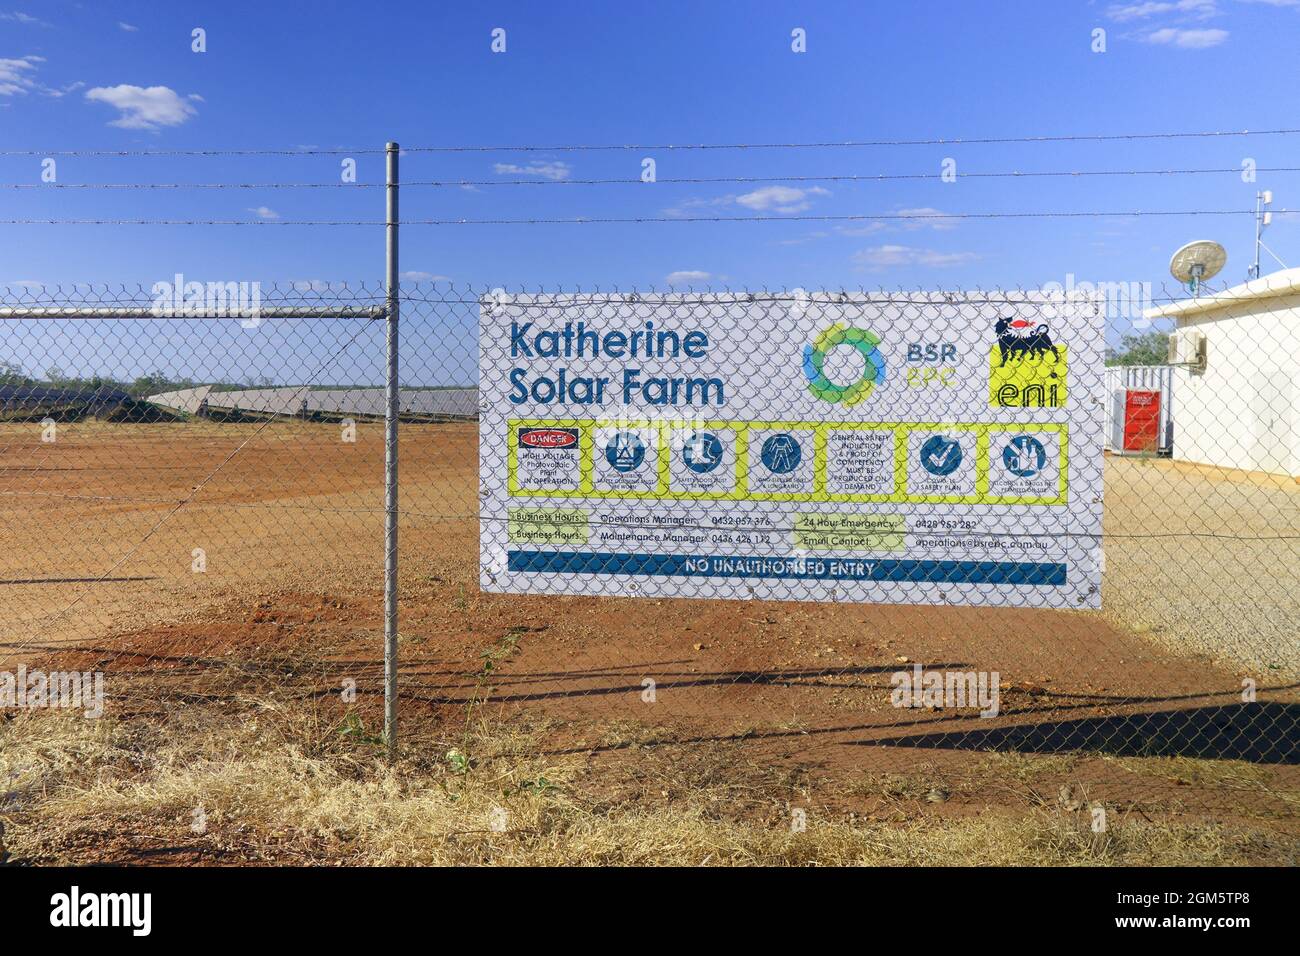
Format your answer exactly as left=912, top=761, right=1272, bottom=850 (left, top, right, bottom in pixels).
left=1144, top=266, right=1300, bottom=322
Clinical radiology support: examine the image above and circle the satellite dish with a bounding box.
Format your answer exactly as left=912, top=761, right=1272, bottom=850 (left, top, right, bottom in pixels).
left=1169, top=240, right=1227, bottom=296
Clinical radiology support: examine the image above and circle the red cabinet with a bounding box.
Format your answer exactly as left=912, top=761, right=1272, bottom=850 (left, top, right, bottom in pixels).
left=1122, top=389, right=1162, bottom=453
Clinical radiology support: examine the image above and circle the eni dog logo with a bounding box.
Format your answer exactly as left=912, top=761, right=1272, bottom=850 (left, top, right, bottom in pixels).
left=989, top=316, right=1067, bottom=408
left=803, top=324, right=886, bottom=406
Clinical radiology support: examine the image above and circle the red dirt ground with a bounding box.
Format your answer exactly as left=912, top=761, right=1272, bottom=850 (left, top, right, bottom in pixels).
left=6, top=422, right=1298, bottom=825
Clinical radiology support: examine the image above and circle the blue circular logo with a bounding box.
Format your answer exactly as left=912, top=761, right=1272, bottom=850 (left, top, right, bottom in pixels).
left=760, top=433, right=802, bottom=474
left=803, top=324, right=886, bottom=406
left=682, top=432, right=724, bottom=473
left=1002, top=435, right=1047, bottom=477
left=919, top=435, right=963, bottom=476
left=605, top=432, right=646, bottom=473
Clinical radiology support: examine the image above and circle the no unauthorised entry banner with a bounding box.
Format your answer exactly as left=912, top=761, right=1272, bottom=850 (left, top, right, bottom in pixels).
left=478, top=292, right=1103, bottom=609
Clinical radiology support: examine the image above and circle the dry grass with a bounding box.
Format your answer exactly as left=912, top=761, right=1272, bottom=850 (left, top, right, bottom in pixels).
left=3, top=708, right=1294, bottom=867
left=850, top=753, right=1083, bottom=802
left=1101, top=753, right=1300, bottom=814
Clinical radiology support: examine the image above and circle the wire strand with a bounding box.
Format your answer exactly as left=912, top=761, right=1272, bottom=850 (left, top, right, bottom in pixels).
left=4, top=126, right=1300, bottom=157
left=398, top=128, right=1300, bottom=152
left=0, top=209, right=1266, bottom=226
left=5, top=166, right=1298, bottom=189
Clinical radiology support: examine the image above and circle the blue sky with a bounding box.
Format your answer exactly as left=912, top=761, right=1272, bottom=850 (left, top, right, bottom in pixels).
left=1, top=0, right=1297, bottom=383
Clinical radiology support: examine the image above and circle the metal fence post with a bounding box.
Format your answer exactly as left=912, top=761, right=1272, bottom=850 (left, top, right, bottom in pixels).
left=384, top=141, right=400, bottom=753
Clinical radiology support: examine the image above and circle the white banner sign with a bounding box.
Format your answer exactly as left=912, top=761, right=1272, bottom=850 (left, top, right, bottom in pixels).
left=479, top=293, right=1103, bottom=609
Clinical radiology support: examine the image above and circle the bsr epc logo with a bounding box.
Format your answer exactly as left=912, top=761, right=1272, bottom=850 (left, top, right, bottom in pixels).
left=904, top=342, right=958, bottom=388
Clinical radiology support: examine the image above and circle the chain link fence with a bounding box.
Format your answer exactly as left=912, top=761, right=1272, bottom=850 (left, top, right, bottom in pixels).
left=1, top=280, right=1296, bottom=836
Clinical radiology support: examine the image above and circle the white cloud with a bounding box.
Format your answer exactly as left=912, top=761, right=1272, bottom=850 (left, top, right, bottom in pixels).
left=0, top=56, right=78, bottom=98
left=84, top=84, right=199, bottom=129
left=248, top=206, right=280, bottom=219
left=852, top=245, right=979, bottom=270
left=1106, top=0, right=1238, bottom=47
left=1106, top=0, right=1218, bottom=20
left=665, top=270, right=712, bottom=286
left=662, top=195, right=733, bottom=217
left=735, top=185, right=829, bottom=214
left=0, top=11, right=51, bottom=27
left=400, top=271, right=451, bottom=282
left=118, top=21, right=139, bottom=32
left=777, top=231, right=831, bottom=246
left=0, top=55, right=43, bottom=96
left=1143, top=25, right=1229, bottom=45
left=42, top=80, right=84, bottom=99
left=667, top=185, right=831, bottom=217
left=493, top=160, right=572, bottom=181
left=760, top=211, right=961, bottom=249
left=836, top=222, right=890, bottom=236
left=896, top=207, right=960, bottom=231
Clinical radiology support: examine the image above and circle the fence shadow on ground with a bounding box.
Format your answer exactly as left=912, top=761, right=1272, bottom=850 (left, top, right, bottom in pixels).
left=860, top=701, right=1300, bottom=764
left=402, top=661, right=972, bottom=704
left=29, top=628, right=1300, bottom=769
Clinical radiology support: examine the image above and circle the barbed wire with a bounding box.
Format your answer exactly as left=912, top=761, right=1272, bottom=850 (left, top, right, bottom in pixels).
left=398, top=128, right=1300, bottom=152
left=0, top=283, right=1279, bottom=308
left=402, top=289, right=1273, bottom=308
left=4, top=166, right=1299, bottom=189
left=2, top=126, right=1300, bottom=158
left=0, top=208, right=1271, bottom=227
left=4, top=126, right=1299, bottom=156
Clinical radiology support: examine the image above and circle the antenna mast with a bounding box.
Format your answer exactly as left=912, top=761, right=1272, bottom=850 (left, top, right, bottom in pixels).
left=1250, top=190, right=1279, bottom=280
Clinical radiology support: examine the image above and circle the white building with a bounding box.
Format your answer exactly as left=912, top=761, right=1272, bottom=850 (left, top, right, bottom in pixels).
left=1143, top=267, right=1300, bottom=478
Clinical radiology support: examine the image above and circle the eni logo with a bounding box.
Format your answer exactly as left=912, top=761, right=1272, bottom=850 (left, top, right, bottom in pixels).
left=803, top=324, right=886, bottom=406
left=989, top=316, right=1067, bottom=408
